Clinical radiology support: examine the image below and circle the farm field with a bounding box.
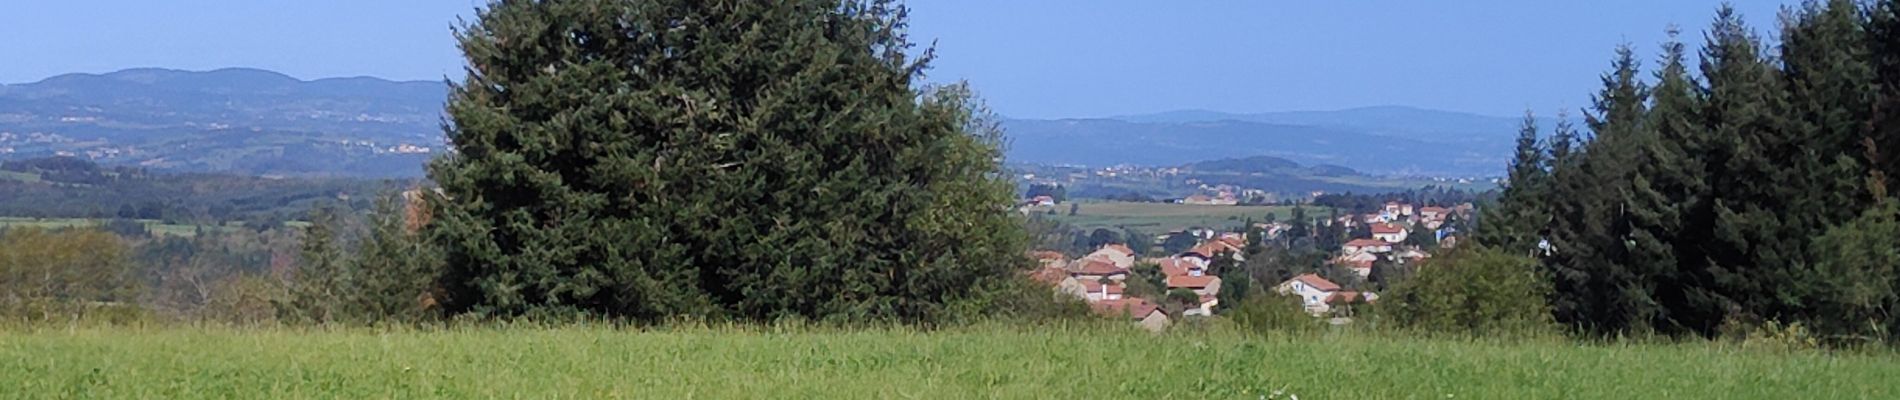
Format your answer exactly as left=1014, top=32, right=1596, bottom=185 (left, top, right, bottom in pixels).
left=3, top=325, right=1893, bottom=399
left=0, top=217, right=236, bottom=237
left=1040, top=200, right=1325, bottom=233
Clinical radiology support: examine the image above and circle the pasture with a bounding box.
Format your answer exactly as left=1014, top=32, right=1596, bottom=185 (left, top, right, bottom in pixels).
left=3, top=324, right=1891, bottom=399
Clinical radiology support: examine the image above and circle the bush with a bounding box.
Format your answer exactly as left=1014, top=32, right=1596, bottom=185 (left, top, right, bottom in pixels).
left=0, top=228, right=143, bottom=323
left=1229, top=292, right=1323, bottom=335
left=1377, top=246, right=1554, bottom=337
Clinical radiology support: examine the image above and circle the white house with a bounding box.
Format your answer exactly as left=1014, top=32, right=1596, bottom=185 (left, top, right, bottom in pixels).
left=1371, top=222, right=1409, bottom=243
left=1276, top=274, right=1342, bottom=314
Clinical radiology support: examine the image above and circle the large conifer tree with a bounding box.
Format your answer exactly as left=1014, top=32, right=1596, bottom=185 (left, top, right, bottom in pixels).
left=1633, top=29, right=1720, bottom=335
left=425, top=0, right=1027, bottom=322
left=1698, top=5, right=1801, bottom=325
left=1474, top=112, right=1548, bottom=254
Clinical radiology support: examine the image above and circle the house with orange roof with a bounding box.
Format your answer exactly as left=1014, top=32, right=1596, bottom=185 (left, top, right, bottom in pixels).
left=1342, top=238, right=1393, bottom=254
left=1070, top=258, right=1129, bottom=282
left=1092, top=298, right=1170, bottom=332
left=1080, top=280, right=1126, bottom=302
left=1370, top=222, right=1409, bottom=243
left=1276, top=273, right=1343, bottom=314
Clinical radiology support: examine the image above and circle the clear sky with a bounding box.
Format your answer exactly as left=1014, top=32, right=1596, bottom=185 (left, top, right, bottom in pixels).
left=1, top=0, right=1789, bottom=118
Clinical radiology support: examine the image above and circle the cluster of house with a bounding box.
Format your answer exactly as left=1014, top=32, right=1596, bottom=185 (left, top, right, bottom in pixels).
left=1302, top=201, right=1474, bottom=313
left=1024, top=200, right=1477, bottom=329
left=1030, top=236, right=1249, bottom=331
left=1177, top=183, right=1272, bottom=205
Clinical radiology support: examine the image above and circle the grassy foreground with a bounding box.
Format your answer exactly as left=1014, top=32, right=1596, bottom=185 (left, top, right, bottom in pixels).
left=3, top=324, right=1895, bottom=399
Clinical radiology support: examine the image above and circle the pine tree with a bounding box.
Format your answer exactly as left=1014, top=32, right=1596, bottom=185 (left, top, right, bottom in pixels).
left=1549, top=43, right=1651, bottom=334
left=1699, top=5, right=1801, bottom=326
left=426, top=0, right=1027, bottom=322
left=1632, top=28, right=1721, bottom=335
left=1475, top=112, right=1548, bottom=253
left=1873, top=0, right=1900, bottom=186
left=286, top=205, right=349, bottom=324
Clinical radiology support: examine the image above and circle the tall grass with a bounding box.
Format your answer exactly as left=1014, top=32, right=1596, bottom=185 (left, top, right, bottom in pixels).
left=3, top=322, right=1895, bottom=399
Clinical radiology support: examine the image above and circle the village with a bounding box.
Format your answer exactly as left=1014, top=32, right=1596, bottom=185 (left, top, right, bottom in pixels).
left=1027, top=193, right=1474, bottom=331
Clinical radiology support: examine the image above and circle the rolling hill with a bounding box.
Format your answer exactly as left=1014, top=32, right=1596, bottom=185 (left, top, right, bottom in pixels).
left=0, top=68, right=445, bottom=177
left=2, top=68, right=1528, bottom=178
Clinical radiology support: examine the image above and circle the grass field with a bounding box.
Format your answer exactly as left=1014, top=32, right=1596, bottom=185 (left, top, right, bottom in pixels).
left=3, top=324, right=1893, bottom=399
left=0, top=170, right=40, bottom=183
left=1040, top=200, right=1327, bottom=233
left=0, top=217, right=234, bottom=237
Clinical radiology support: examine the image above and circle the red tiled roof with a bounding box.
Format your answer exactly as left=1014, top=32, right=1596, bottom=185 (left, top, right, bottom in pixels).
left=1081, top=280, right=1125, bottom=295
left=1104, top=244, right=1136, bottom=257
left=1029, top=266, right=1069, bottom=286
left=1292, top=273, right=1341, bottom=292
left=1167, top=275, right=1219, bottom=289
left=1371, top=223, right=1406, bottom=234
left=1344, top=239, right=1389, bottom=248
left=1158, top=258, right=1192, bottom=277
left=1073, top=259, right=1128, bottom=276
left=1091, top=298, right=1161, bottom=320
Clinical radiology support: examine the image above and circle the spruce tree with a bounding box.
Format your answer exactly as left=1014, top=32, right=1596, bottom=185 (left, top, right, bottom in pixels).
left=1699, top=5, right=1802, bottom=325
left=1551, top=44, right=1651, bottom=334
left=426, top=0, right=1027, bottom=322
left=1873, top=0, right=1900, bottom=185
left=1474, top=112, right=1548, bottom=253
left=1632, top=29, right=1720, bottom=335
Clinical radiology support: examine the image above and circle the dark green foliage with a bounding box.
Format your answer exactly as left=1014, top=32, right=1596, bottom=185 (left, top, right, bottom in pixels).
left=1809, top=202, right=1900, bottom=343
left=1483, top=1, right=1900, bottom=342
left=425, top=0, right=1026, bottom=322
left=282, top=206, right=349, bottom=323
left=1875, top=0, right=1900, bottom=184
left=1122, top=227, right=1153, bottom=256
left=345, top=193, right=446, bottom=323
left=1474, top=113, right=1549, bottom=253
left=1161, top=232, right=1199, bottom=254
left=1230, top=292, right=1322, bottom=334
left=1024, top=183, right=1067, bottom=203
left=1379, top=246, right=1554, bottom=336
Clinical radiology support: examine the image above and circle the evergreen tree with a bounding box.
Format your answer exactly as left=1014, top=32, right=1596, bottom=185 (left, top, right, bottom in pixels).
left=1632, top=28, right=1721, bottom=335
left=349, top=192, right=446, bottom=323
left=1474, top=112, right=1549, bottom=253
left=1699, top=5, right=1804, bottom=326
left=1549, top=43, right=1652, bottom=334
left=285, top=205, right=349, bottom=324
left=426, top=0, right=1027, bottom=322
left=1872, top=0, right=1900, bottom=189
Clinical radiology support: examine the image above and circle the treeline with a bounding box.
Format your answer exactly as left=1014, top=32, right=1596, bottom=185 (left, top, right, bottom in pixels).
left=0, top=156, right=398, bottom=225
left=0, top=192, right=438, bottom=325
left=1311, top=186, right=1484, bottom=214
left=1479, top=0, right=1900, bottom=344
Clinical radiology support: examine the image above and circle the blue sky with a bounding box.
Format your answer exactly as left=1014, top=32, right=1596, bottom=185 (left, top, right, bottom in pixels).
left=1, top=1, right=1787, bottom=118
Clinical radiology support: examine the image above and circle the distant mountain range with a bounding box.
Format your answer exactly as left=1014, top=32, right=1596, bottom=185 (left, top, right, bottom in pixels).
left=1005, top=107, right=1576, bottom=176
left=0, top=68, right=446, bottom=177
left=0, top=67, right=1546, bottom=178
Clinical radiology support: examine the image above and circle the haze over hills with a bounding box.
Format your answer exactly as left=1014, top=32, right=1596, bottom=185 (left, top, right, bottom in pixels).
left=0, top=68, right=445, bottom=177
left=1, top=68, right=1527, bottom=178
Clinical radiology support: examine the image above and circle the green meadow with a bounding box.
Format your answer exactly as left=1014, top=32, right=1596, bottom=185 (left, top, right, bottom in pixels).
left=3, top=324, right=1893, bottom=399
